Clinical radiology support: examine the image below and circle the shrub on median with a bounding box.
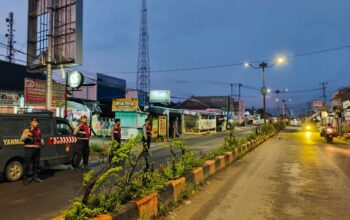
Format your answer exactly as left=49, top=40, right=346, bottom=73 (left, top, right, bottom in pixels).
left=163, top=141, right=202, bottom=180
left=65, top=135, right=166, bottom=220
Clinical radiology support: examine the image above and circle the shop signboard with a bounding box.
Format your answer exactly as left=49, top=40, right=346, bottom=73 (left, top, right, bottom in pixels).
left=0, top=92, right=19, bottom=106
left=151, top=118, right=159, bottom=138
left=24, top=78, right=65, bottom=107
left=344, top=110, right=350, bottom=122
left=158, top=116, right=167, bottom=137
left=149, top=90, right=171, bottom=103
left=112, top=98, right=138, bottom=112
left=343, top=100, right=350, bottom=109
left=198, top=119, right=216, bottom=130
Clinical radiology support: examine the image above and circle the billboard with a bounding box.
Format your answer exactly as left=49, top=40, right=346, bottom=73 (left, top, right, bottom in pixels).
left=149, top=90, right=171, bottom=103
left=24, top=78, right=65, bottom=107
left=0, top=92, right=19, bottom=106
left=112, top=98, right=139, bottom=112
left=312, top=100, right=325, bottom=107
left=27, top=0, right=83, bottom=71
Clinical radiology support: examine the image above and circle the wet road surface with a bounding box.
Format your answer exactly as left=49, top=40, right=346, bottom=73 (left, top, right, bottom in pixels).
left=165, top=127, right=350, bottom=220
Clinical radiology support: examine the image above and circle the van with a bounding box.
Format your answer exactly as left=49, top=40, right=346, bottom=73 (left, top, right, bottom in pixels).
left=0, top=113, right=83, bottom=182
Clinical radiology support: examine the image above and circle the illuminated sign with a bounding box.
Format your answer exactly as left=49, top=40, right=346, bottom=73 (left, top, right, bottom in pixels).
left=68, top=71, right=84, bottom=88
left=149, top=90, right=171, bottom=103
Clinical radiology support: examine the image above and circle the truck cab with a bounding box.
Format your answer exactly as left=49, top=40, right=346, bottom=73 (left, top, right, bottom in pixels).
left=0, top=113, right=83, bottom=182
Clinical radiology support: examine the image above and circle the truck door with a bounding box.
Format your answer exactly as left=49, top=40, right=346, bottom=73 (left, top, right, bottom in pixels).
left=54, top=119, right=76, bottom=164
left=36, top=118, right=57, bottom=164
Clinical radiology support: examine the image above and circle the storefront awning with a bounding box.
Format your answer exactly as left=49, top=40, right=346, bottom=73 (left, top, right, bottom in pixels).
left=149, top=105, right=183, bottom=115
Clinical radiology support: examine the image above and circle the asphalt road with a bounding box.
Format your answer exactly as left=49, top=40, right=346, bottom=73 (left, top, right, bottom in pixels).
left=0, top=127, right=253, bottom=220
left=165, top=127, right=350, bottom=220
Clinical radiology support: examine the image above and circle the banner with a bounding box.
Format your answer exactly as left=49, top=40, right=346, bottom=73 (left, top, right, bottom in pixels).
left=24, top=78, right=65, bottom=107
left=198, top=119, right=216, bottom=130
left=158, top=116, right=167, bottom=137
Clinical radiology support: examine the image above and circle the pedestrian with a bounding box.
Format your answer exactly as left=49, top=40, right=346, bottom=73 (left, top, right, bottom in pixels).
left=20, top=118, right=44, bottom=185
left=74, top=115, right=91, bottom=170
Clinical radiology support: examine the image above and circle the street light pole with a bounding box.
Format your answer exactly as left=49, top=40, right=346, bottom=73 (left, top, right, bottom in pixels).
left=244, top=57, right=286, bottom=125
left=260, top=62, right=268, bottom=125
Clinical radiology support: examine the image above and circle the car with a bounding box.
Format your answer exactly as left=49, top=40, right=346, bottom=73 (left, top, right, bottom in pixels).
left=0, top=112, right=83, bottom=182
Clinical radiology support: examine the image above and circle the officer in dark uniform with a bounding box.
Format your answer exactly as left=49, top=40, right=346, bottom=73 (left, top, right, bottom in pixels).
left=20, top=118, right=44, bottom=185
left=74, top=115, right=91, bottom=169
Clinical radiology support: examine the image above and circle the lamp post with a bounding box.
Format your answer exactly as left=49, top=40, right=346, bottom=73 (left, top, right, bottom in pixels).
left=275, top=88, right=288, bottom=116
left=244, top=56, right=286, bottom=125
left=244, top=62, right=270, bottom=124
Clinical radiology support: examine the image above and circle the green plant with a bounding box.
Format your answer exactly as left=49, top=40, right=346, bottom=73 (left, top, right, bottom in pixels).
left=90, top=143, right=105, bottom=154
left=163, top=141, right=201, bottom=180
left=65, top=135, right=168, bottom=219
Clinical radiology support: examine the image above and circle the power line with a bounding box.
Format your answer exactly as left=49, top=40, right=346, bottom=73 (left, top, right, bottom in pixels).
left=96, top=44, right=350, bottom=75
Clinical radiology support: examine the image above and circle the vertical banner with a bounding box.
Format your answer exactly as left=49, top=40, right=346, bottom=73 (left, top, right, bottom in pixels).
left=158, top=116, right=167, bottom=137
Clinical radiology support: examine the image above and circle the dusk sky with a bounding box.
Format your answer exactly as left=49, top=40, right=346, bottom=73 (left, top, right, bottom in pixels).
left=1, top=0, right=350, bottom=113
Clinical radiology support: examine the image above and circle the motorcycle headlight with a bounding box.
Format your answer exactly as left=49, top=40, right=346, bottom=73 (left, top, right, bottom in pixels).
left=326, top=128, right=333, bottom=133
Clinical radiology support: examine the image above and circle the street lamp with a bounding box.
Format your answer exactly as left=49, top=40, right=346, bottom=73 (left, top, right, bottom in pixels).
left=275, top=88, right=288, bottom=116
left=244, top=56, right=287, bottom=124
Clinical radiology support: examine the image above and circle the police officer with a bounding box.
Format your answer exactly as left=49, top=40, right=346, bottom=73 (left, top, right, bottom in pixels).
left=20, top=118, right=44, bottom=185
left=142, top=118, right=151, bottom=150
left=109, top=119, right=121, bottom=163
left=142, top=118, right=151, bottom=171
left=111, top=118, right=121, bottom=147
left=74, top=115, right=91, bottom=169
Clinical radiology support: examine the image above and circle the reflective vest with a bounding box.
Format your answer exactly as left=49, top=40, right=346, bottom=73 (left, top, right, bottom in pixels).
left=77, top=123, right=90, bottom=140
left=24, top=127, right=42, bottom=148
left=113, top=125, right=121, bottom=140
left=144, top=124, right=151, bottom=138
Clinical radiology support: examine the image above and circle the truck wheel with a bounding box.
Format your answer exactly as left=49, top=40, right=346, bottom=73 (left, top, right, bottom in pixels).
left=72, top=153, right=82, bottom=168
left=5, top=160, right=23, bottom=182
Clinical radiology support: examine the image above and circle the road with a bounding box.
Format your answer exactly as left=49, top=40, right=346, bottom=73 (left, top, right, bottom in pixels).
left=0, top=127, right=253, bottom=220
left=165, top=127, right=350, bottom=220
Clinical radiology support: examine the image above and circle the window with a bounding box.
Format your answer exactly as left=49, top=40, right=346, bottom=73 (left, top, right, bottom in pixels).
left=0, top=119, right=25, bottom=138
left=36, top=119, right=53, bottom=136
left=57, top=121, right=72, bottom=135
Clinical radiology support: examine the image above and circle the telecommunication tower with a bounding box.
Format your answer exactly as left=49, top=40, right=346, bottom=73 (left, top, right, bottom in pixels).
left=136, top=0, right=151, bottom=107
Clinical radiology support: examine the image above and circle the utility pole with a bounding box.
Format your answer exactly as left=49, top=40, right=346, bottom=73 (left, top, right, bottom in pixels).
left=238, top=83, right=242, bottom=118
left=275, top=90, right=280, bottom=116
left=5, top=12, right=15, bottom=63
left=320, top=82, right=328, bottom=107
left=238, top=83, right=242, bottom=101
left=136, top=0, right=151, bottom=107
left=46, top=1, right=54, bottom=111
left=230, top=83, right=233, bottom=113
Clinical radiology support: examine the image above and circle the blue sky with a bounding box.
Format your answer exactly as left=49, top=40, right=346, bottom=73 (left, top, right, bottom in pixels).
left=1, top=0, right=350, bottom=113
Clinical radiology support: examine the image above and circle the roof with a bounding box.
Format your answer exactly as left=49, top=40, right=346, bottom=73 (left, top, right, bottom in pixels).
left=175, top=96, right=237, bottom=111
left=175, top=98, right=211, bottom=110
left=0, top=60, right=46, bottom=92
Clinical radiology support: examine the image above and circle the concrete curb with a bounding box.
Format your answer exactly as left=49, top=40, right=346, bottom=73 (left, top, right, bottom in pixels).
left=54, top=132, right=277, bottom=220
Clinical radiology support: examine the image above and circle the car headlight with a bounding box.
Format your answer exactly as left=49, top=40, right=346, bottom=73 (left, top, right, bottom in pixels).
left=306, top=125, right=311, bottom=130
